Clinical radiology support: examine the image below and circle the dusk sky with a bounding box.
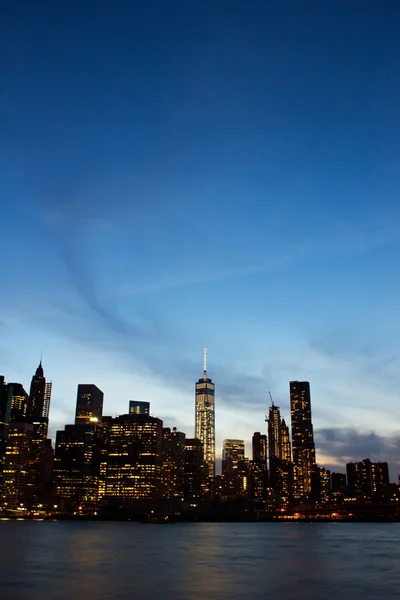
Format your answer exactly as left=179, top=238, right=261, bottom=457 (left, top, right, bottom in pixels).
left=2, top=1, right=400, bottom=476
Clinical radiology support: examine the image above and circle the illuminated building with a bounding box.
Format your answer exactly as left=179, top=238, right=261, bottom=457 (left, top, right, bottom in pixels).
left=371, top=462, right=390, bottom=499
left=267, top=404, right=282, bottom=492
left=267, top=403, right=292, bottom=505
left=222, top=439, right=248, bottom=497
left=75, top=384, right=103, bottom=425
left=250, top=434, right=268, bottom=502
left=290, top=381, right=316, bottom=502
left=43, top=382, right=52, bottom=420
left=161, top=427, right=186, bottom=498
left=252, top=432, right=267, bottom=466
left=129, top=401, right=150, bottom=415
left=346, top=459, right=389, bottom=502
left=184, top=438, right=208, bottom=501
left=0, top=376, right=11, bottom=456
left=26, top=363, right=52, bottom=507
left=105, top=414, right=163, bottom=502
left=195, top=348, right=215, bottom=477
left=331, top=472, right=346, bottom=502
left=1, top=422, right=34, bottom=508
left=311, top=466, right=331, bottom=505
left=222, top=439, right=245, bottom=472
left=54, top=423, right=102, bottom=510
left=9, top=383, right=29, bottom=422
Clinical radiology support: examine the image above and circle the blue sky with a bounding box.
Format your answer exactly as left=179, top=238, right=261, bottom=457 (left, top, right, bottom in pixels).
left=1, top=1, right=400, bottom=476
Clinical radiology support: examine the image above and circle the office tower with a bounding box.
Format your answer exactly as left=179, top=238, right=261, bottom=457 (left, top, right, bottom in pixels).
left=161, top=427, right=186, bottom=499
left=331, top=472, right=347, bottom=501
left=222, top=439, right=248, bottom=497
left=249, top=432, right=268, bottom=502
left=252, top=432, right=267, bottom=465
left=129, top=400, right=150, bottom=416
left=267, top=403, right=282, bottom=491
left=267, top=403, right=292, bottom=505
left=279, top=418, right=292, bottom=504
left=75, top=384, right=103, bottom=425
left=43, top=383, right=52, bottom=419
left=1, top=422, right=34, bottom=508
left=184, top=438, right=208, bottom=501
left=28, top=361, right=46, bottom=418
left=195, top=347, right=215, bottom=477
left=0, top=376, right=11, bottom=456
left=346, top=459, right=389, bottom=502
left=9, top=383, right=29, bottom=422
left=54, top=422, right=103, bottom=510
left=280, top=419, right=291, bottom=462
left=311, top=467, right=331, bottom=505
left=222, top=439, right=245, bottom=473
left=106, top=414, right=163, bottom=501
left=290, top=381, right=316, bottom=502
left=371, top=462, right=390, bottom=499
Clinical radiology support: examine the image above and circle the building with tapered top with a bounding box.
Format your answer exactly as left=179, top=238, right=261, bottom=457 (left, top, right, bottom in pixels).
left=195, top=348, right=215, bottom=477
left=290, top=381, right=316, bottom=502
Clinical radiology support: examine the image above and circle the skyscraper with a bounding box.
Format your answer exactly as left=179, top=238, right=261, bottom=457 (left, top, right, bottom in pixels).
left=0, top=376, right=11, bottom=456
left=106, top=413, right=163, bottom=501
left=267, top=403, right=282, bottom=491
left=161, top=427, right=186, bottom=499
left=75, top=384, right=104, bottom=424
left=28, top=361, right=46, bottom=418
left=195, top=348, right=215, bottom=477
left=1, top=421, right=34, bottom=508
left=290, top=381, right=316, bottom=502
left=184, top=438, right=208, bottom=501
left=252, top=432, right=267, bottom=466
left=43, top=382, right=52, bottom=419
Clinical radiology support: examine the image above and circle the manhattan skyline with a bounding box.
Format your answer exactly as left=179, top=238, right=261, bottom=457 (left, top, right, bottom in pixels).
left=2, top=2, right=400, bottom=477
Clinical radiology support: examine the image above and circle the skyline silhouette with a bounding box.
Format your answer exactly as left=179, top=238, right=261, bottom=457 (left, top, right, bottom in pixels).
left=2, top=2, right=400, bottom=479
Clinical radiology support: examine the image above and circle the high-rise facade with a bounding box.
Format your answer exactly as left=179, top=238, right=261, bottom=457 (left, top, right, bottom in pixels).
left=252, top=432, right=267, bottom=466
left=106, top=414, right=163, bottom=501
left=129, top=401, right=150, bottom=416
left=28, top=362, right=46, bottom=418
left=267, top=404, right=292, bottom=504
left=75, top=384, right=103, bottom=424
left=0, top=376, right=11, bottom=456
left=290, top=381, right=316, bottom=502
left=184, top=438, right=208, bottom=501
left=195, top=348, right=215, bottom=477
left=267, top=404, right=282, bottom=491
left=222, top=439, right=245, bottom=473
left=1, top=422, right=34, bottom=508
left=54, top=423, right=101, bottom=510
left=161, top=427, right=186, bottom=499
left=43, top=383, right=52, bottom=419
left=222, top=439, right=248, bottom=497
left=250, top=432, right=268, bottom=502
left=346, top=459, right=389, bottom=501
left=9, top=383, right=29, bottom=422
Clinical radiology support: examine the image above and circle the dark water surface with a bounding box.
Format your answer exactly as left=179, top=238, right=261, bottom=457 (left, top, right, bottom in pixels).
left=1, top=521, right=400, bottom=600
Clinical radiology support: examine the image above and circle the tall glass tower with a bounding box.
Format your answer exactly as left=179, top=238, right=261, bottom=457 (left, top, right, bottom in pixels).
left=290, top=380, right=316, bottom=501
left=195, top=348, right=215, bottom=477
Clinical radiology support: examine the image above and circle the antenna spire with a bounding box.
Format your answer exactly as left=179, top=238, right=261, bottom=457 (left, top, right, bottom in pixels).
left=203, top=346, right=207, bottom=378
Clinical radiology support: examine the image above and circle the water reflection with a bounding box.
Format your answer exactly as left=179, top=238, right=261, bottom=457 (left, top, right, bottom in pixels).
left=0, top=522, right=399, bottom=600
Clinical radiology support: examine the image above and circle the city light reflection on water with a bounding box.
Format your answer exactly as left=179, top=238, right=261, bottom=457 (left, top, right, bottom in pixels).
left=0, top=522, right=399, bottom=600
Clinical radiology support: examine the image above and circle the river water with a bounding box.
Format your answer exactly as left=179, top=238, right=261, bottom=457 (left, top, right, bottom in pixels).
left=0, top=521, right=399, bottom=599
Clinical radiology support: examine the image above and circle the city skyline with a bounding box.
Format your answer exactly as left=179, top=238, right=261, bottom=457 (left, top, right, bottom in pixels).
left=2, top=2, right=400, bottom=480
left=2, top=356, right=400, bottom=481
